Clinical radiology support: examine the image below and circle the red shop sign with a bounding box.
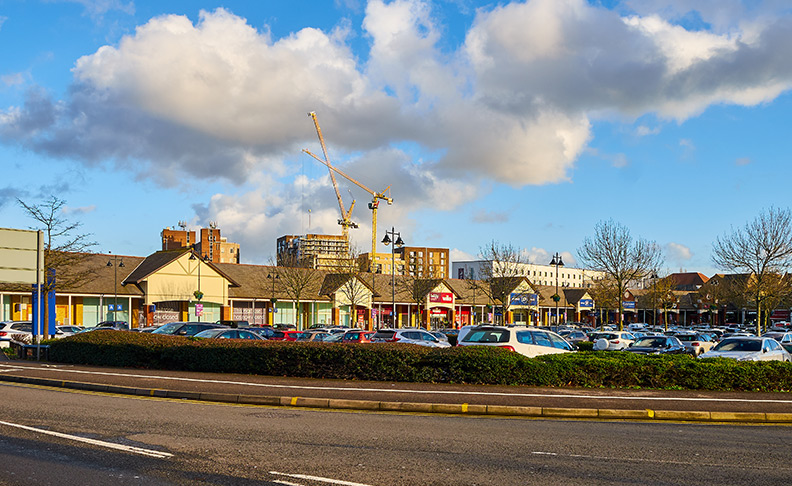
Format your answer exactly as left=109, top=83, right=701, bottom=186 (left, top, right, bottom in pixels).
left=429, top=292, right=453, bottom=304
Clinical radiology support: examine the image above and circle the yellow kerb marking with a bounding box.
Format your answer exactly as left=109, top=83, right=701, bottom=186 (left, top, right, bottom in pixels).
left=291, top=397, right=299, bottom=406
left=462, top=403, right=469, bottom=413
left=647, top=409, right=655, bottom=418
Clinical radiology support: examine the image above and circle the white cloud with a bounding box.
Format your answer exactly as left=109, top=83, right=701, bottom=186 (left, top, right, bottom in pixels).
left=735, top=157, right=752, bottom=166
left=666, top=242, right=693, bottom=263
left=3, top=1, right=792, bottom=260
left=61, top=0, right=135, bottom=17
left=636, top=125, right=660, bottom=136
left=62, top=204, right=97, bottom=215
left=1, top=73, right=25, bottom=87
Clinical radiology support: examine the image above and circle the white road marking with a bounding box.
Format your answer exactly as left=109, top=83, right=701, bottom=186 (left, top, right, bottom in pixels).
left=2, top=363, right=792, bottom=405
left=272, top=480, right=306, bottom=486
left=0, top=419, right=173, bottom=458
left=269, top=471, right=373, bottom=486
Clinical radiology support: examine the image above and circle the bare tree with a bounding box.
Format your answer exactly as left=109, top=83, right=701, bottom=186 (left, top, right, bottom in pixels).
left=577, top=220, right=663, bottom=331
left=17, top=196, right=97, bottom=332
left=644, top=274, right=677, bottom=328
left=327, top=246, right=371, bottom=328
left=399, top=252, right=443, bottom=329
left=588, top=276, right=620, bottom=329
left=273, top=253, right=322, bottom=329
left=472, top=241, right=527, bottom=325
left=712, top=207, right=792, bottom=334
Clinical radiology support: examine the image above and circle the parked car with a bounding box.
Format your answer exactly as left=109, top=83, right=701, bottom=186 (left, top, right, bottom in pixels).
left=625, top=336, right=687, bottom=355
left=215, top=320, right=250, bottom=328
left=559, top=329, right=589, bottom=345
left=296, top=331, right=333, bottom=342
left=340, top=330, right=375, bottom=343
left=371, top=329, right=451, bottom=348
left=96, top=320, right=129, bottom=330
left=458, top=325, right=573, bottom=358
left=151, top=322, right=227, bottom=336
left=778, top=333, right=792, bottom=353
left=55, top=325, right=85, bottom=337
left=674, top=333, right=716, bottom=356
left=699, top=337, right=791, bottom=362
left=269, top=329, right=302, bottom=341
left=241, top=326, right=277, bottom=339
left=592, top=332, right=636, bottom=351
left=0, top=321, right=33, bottom=347
left=193, top=328, right=264, bottom=340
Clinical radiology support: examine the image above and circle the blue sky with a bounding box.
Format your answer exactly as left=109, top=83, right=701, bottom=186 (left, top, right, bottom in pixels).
left=2, top=0, right=792, bottom=276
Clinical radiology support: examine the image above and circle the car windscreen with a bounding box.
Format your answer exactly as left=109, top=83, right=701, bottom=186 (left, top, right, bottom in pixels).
left=634, top=338, right=666, bottom=348
left=461, top=329, right=510, bottom=344
left=372, top=331, right=396, bottom=339
left=152, top=323, right=183, bottom=334
left=713, top=339, right=762, bottom=352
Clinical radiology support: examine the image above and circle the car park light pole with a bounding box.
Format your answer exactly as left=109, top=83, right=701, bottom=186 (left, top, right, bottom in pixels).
left=106, top=253, right=124, bottom=323
left=382, top=227, right=404, bottom=328
left=550, top=253, right=564, bottom=326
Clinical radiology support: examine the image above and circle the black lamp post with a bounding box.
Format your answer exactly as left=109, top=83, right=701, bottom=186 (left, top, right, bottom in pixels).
left=549, top=253, right=564, bottom=326
left=106, top=254, right=124, bottom=323
left=382, top=227, right=404, bottom=328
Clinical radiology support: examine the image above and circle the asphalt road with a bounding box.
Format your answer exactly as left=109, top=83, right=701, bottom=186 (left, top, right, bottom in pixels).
left=3, top=361, right=792, bottom=415
left=1, top=381, right=792, bottom=485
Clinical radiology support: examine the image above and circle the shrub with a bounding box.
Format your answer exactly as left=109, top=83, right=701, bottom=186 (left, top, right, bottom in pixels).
left=47, top=332, right=792, bottom=391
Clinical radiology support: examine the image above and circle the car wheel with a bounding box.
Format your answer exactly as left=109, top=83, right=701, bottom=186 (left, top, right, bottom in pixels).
left=594, top=338, right=609, bottom=351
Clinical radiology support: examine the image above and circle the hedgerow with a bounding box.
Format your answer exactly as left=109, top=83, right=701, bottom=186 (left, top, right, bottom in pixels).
left=46, top=332, right=792, bottom=392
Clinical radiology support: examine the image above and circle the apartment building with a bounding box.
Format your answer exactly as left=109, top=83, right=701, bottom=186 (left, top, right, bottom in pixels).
left=451, top=261, right=604, bottom=288
left=277, top=234, right=351, bottom=270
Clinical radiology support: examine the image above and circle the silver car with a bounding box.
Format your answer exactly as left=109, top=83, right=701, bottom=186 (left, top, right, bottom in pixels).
left=699, top=337, right=791, bottom=362
left=371, top=329, right=451, bottom=348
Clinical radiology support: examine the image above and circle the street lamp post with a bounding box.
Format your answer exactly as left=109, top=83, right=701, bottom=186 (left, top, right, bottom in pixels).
left=381, top=227, right=404, bottom=328
left=549, top=253, right=564, bottom=326
left=106, top=254, right=124, bottom=324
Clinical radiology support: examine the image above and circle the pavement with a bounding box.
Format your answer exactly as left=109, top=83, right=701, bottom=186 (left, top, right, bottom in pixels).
left=2, top=360, right=792, bottom=424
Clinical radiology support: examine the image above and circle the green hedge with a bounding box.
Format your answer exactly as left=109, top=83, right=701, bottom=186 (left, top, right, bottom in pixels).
left=47, top=332, right=792, bottom=392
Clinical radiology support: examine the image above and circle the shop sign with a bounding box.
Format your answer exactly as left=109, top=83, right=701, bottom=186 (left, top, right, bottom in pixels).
left=510, top=292, right=538, bottom=306
left=579, top=299, right=594, bottom=308
left=623, top=301, right=636, bottom=309
left=429, top=292, right=453, bottom=304
left=431, top=308, right=447, bottom=315
left=195, top=303, right=204, bottom=316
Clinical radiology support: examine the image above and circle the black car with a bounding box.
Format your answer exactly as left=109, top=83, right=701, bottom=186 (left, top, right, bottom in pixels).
left=625, top=336, right=687, bottom=355
left=151, top=321, right=227, bottom=336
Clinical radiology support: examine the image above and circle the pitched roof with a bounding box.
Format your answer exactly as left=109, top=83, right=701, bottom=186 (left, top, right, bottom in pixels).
left=123, top=249, right=241, bottom=287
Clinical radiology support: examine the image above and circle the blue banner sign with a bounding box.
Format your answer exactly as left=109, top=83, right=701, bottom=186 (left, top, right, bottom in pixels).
left=579, top=298, right=594, bottom=308
left=623, top=301, right=636, bottom=309
left=510, top=292, right=538, bottom=306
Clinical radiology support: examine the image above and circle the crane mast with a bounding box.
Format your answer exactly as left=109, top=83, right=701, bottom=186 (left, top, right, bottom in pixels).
left=303, top=142, right=393, bottom=271
left=305, top=112, right=358, bottom=242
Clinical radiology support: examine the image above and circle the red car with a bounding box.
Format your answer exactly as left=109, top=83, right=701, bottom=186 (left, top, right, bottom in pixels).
left=340, top=330, right=375, bottom=343
left=270, top=329, right=302, bottom=341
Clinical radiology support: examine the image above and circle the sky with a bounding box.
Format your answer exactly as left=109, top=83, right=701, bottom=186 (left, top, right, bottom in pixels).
left=2, top=0, right=792, bottom=276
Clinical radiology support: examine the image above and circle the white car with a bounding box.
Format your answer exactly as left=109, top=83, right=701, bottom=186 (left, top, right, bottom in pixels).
left=458, top=325, right=573, bottom=358
left=592, top=331, right=636, bottom=351
left=699, top=337, right=791, bottom=362
left=0, top=321, right=34, bottom=347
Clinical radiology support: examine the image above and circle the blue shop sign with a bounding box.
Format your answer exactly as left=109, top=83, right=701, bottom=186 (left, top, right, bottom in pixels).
left=510, top=292, right=538, bottom=306
left=579, top=298, right=594, bottom=308
left=623, top=301, right=636, bottom=309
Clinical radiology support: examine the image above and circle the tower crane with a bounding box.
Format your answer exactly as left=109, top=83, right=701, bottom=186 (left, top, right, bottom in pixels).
left=302, top=114, right=393, bottom=271
left=304, top=112, right=358, bottom=242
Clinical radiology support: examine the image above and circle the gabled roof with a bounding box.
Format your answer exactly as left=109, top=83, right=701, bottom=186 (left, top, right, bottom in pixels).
left=122, top=249, right=241, bottom=287
left=562, top=288, right=592, bottom=304
left=319, top=273, right=375, bottom=296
